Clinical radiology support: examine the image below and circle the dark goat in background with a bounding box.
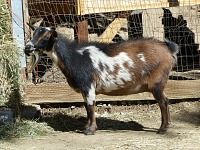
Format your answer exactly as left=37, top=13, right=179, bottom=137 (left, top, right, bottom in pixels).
left=25, top=26, right=178, bottom=135
left=162, top=8, right=199, bottom=70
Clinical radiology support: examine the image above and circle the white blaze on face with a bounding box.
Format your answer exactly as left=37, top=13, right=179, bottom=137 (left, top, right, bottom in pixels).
left=78, top=46, right=135, bottom=93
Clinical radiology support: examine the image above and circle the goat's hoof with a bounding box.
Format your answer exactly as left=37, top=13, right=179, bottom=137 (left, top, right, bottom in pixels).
left=157, top=128, right=167, bottom=134
left=83, top=128, right=95, bottom=135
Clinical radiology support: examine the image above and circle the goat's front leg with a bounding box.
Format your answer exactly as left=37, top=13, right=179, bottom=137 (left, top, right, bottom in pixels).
left=84, top=103, right=91, bottom=129
left=84, top=102, right=97, bottom=135
left=82, top=87, right=98, bottom=135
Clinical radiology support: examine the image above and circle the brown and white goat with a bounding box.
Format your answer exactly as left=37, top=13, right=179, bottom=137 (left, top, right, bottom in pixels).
left=24, top=26, right=179, bottom=135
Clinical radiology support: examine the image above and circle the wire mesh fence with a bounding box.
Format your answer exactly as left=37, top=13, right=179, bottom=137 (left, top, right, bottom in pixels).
left=25, top=0, right=200, bottom=84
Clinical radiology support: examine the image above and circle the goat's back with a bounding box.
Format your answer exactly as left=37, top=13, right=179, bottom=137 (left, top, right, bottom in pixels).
left=91, top=38, right=178, bottom=95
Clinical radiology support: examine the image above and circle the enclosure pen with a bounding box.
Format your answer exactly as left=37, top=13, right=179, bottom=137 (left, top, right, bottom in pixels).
left=0, top=0, right=199, bottom=147
left=23, top=0, right=200, bottom=103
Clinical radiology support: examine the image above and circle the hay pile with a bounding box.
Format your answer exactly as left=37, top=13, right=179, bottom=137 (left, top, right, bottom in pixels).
left=0, top=0, right=21, bottom=110
left=0, top=1, right=54, bottom=140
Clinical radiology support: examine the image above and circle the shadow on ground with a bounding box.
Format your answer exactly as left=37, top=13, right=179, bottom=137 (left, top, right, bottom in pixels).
left=40, top=101, right=200, bottom=134
left=40, top=112, right=157, bottom=133
left=172, top=101, right=200, bottom=126
left=174, top=110, right=200, bottom=126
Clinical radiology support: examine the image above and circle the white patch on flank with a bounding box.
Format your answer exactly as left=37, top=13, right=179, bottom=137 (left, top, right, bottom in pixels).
left=80, top=46, right=135, bottom=93
left=86, top=84, right=96, bottom=105
left=137, top=53, right=146, bottom=62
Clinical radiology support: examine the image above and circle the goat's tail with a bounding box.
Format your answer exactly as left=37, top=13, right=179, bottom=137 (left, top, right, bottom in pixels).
left=164, top=40, right=179, bottom=63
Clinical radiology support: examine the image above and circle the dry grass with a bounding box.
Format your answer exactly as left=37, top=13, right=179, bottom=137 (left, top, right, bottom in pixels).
left=0, top=0, right=54, bottom=140
left=0, top=120, right=54, bottom=140
left=0, top=0, right=21, bottom=108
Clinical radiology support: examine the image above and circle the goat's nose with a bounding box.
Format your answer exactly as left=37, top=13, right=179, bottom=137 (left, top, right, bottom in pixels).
left=24, top=45, right=33, bottom=56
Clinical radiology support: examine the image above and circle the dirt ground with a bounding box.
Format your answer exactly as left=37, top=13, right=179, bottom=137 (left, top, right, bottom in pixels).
left=1, top=100, right=200, bottom=150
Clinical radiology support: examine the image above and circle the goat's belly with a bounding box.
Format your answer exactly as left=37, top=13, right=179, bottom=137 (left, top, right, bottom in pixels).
left=96, top=83, right=148, bottom=96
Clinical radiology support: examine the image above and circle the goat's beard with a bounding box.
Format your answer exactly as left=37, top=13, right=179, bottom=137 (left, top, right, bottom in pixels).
left=28, top=51, right=40, bottom=72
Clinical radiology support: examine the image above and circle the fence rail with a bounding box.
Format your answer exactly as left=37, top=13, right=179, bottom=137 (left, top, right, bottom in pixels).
left=24, top=79, right=200, bottom=104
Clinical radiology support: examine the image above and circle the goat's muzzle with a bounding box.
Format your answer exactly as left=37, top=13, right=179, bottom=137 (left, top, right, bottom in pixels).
left=25, top=45, right=34, bottom=56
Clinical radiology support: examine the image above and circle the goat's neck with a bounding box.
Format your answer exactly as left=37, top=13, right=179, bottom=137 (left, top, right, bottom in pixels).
left=44, top=37, right=58, bottom=62
left=46, top=38, right=56, bottom=51
left=47, top=41, right=74, bottom=87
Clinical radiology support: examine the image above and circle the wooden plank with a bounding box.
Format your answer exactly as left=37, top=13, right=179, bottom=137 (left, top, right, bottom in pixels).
left=74, top=19, right=88, bottom=42
left=27, top=0, right=200, bottom=17
left=79, top=0, right=169, bottom=15
left=179, top=0, right=200, bottom=6
left=22, top=0, right=30, bottom=81
left=169, top=0, right=179, bottom=7
left=23, top=80, right=200, bottom=104
left=22, top=0, right=30, bottom=42
left=27, top=0, right=77, bottom=17
left=98, top=18, right=127, bottom=43
left=170, top=70, right=200, bottom=80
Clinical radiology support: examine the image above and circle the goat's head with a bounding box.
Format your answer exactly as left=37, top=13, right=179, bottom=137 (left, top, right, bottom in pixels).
left=25, top=24, right=57, bottom=71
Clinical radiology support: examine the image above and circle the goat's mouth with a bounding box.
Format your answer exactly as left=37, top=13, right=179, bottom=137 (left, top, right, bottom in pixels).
left=28, top=51, right=41, bottom=72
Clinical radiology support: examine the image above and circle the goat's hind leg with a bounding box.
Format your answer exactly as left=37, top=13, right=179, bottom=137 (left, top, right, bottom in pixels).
left=152, top=85, right=171, bottom=134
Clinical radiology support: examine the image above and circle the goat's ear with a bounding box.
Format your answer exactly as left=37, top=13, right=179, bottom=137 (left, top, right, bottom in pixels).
left=27, top=22, right=37, bottom=31
left=50, top=27, right=57, bottom=37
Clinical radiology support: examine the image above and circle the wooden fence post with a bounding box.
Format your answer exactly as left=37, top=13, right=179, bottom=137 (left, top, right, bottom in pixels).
left=74, top=18, right=88, bottom=43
